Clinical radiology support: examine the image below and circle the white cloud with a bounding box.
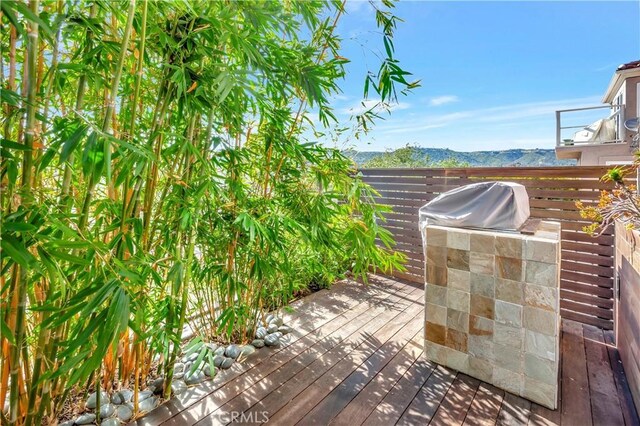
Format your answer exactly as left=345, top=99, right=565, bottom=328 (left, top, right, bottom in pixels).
left=337, top=95, right=608, bottom=151
left=429, top=95, right=459, bottom=106
left=377, top=95, right=602, bottom=135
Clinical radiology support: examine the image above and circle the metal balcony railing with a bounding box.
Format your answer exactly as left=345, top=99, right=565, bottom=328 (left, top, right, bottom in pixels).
left=555, top=104, right=624, bottom=147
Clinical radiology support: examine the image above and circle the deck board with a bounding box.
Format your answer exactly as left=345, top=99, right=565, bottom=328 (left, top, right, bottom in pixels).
left=134, top=275, right=639, bottom=426
left=497, top=393, right=532, bottom=425
left=582, top=324, right=625, bottom=426
left=463, top=383, right=505, bottom=426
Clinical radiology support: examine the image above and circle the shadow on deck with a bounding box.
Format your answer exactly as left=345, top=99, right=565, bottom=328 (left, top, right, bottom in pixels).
left=134, top=275, right=639, bottom=426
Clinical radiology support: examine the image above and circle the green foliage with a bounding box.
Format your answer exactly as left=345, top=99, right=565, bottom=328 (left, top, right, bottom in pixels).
left=577, top=151, right=640, bottom=235
left=349, top=147, right=572, bottom=167
left=362, top=143, right=470, bottom=168
left=0, top=0, right=414, bottom=423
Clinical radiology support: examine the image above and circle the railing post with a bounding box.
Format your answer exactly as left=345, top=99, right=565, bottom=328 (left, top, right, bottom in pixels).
left=556, top=110, right=561, bottom=146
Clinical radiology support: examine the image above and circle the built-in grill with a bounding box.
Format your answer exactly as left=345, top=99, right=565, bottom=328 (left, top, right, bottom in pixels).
left=420, top=182, right=561, bottom=409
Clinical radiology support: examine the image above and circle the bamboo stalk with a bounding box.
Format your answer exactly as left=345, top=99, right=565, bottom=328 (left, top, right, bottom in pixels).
left=3, top=25, right=17, bottom=142
left=9, top=2, right=39, bottom=424
left=78, top=0, right=136, bottom=230
left=60, top=2, right=98, bottom=209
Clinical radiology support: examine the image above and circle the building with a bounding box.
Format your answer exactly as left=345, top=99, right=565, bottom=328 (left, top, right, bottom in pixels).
left=555, top=60, right=640, bottom=165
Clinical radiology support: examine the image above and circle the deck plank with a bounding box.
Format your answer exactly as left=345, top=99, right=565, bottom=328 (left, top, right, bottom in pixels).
left=497, top=393, right=532, bottom=426
left=328, top=332, right=425, bottom=425
left=582, top=324, right=625, bottom=426
left=603, top=330, right=640, bottom=426
left=396, top=364, right=457, bottom=426
left=463, top=383, right=505, bottom=426
left=528, top=403, right=560, bottom=426
left=430, top=373, right=481, bottom=426
left=363, top=354, right=436, bottom=425
left=560, top=320, right=593, bottom=426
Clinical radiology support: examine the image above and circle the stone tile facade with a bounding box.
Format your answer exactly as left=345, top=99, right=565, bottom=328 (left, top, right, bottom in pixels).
left=423, top=221, right=561, bottom=409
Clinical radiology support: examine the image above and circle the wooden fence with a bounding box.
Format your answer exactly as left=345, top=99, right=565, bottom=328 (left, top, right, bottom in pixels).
left=361, top=166, right=616, bottom=330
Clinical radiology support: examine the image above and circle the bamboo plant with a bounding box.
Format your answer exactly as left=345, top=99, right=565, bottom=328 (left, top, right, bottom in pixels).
left=0, top=0, right=418, bottom=424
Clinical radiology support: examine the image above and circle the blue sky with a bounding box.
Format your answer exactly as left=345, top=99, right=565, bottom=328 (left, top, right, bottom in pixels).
left=328, top=1, right=640, bottom=152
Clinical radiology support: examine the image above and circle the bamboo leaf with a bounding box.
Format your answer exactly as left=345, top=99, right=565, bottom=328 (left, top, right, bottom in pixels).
left=0, top=317, right=15, bottom=344
left=0, top=1, right=25, bottom=37
left=1, top=234, right=37, bottom=268
left=1, top=138, right=30, bottom=151
left=59, top=124, right=89, bottom=164
left=12, top=1, right=54, bottom=40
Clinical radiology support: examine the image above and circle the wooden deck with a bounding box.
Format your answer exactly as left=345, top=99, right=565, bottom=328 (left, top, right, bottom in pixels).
left=135, top=276, right=639, bottom=426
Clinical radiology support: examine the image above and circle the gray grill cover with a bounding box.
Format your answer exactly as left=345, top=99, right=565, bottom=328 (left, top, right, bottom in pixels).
left=419, top=181, right=530, bottom=232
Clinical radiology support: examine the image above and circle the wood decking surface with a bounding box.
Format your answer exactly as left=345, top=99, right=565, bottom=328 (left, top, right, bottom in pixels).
left=135, top=276, right=639, bottom=426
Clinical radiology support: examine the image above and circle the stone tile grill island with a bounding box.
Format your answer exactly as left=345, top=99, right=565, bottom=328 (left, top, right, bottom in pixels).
left=420, top=182, right=560, bottom=409
left=422, top=222, right=561, bottom=409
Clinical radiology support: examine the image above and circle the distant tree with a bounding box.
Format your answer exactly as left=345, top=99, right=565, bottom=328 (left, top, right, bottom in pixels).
left=362, top=144, right=470, bottom=168
left=363, top=144, right=431, bottom=168
left=431, top=158, right=471, bottom=168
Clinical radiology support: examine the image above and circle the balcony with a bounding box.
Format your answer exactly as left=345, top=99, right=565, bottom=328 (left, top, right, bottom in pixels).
left=555, top=105, right=636, bottom=165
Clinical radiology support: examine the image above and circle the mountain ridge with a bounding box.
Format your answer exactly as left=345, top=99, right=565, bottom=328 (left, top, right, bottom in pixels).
left=344, top=147, right=575, bottom=167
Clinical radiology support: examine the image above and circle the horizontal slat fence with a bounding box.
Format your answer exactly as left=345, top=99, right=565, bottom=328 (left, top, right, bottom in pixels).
left=361, top=166, right=616, bottom=330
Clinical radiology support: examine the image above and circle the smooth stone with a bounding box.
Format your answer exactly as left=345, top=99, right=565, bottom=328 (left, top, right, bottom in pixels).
left=267, top=324, right=279, bottom=333
left=213, top=355, right=225, bottom=367
left=174, top=372, right=184, bottom=380
left=271, top=317, right=284, bottom=327
left=240, top=345, right=256, bottom=357
left=251, top=339, right=265, bottom=348
left=255, top=327, right=268, bottom=339
left=278, top=325, right=292, bottom=334
left=220, top=357, right=234, bottom=369
left=86, top=391, right=109, bottom=409
left=110, top=392, right=124, bottom=405
left=264, top=334, right=280, bottom=346
left=204, top=364, right=214, bottom=376
left=205, top=343, right=218, bottom=352
left=75, top=413, right=96, bottom=425
left=99, top=403, right=116, bottom=418
left=272, top=331, right=283, bottom=339
left=214, top=346, right=226, bottom=356
left=146, top=385, right=156, bottom=393
left=174, top=362, right=185, bottom=374
left=183, top=362, right=192, bottom=373
left=224, top=344, right=241, bottom=359
left=101, top=419, right=120, bottom=426
left=151, top=377, right=165, bottom=392
left=186, top=352, right=199, bottom=362
left=265, top=314, right=275, bottom=324
left=138, top=390, right=153, bottom=402
left=171, top=380, right=187, bottom=395
left=59, top=421, right=74, bottom=426
left=138, top=396, right=158, bottom=413
left=184, top=370, right=206, bottom=385
left=116, top=404, right=133, bottom=422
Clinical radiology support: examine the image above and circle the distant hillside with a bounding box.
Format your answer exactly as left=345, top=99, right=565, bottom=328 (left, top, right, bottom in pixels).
left=344, top=148, right=576, bottom=167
